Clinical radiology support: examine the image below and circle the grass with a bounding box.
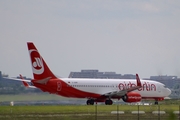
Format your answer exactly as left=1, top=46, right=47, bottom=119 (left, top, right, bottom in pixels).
left=0, top=93, right=68, bottom=101
left=1, top=94, right=180, bottom=119
left=0, top=105, right=180, bottom=119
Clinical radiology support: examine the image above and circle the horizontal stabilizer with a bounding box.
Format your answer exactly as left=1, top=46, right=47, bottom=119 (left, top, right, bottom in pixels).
left=33, top=77, right=52, bottom=84
left=3, top=77, right=31, bottom=82
left=19, top=74, right=36, bottom=88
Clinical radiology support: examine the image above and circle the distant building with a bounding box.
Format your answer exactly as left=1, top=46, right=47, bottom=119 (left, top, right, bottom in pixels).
left=68, top=69, right=135, bottom=79
left=150, top=75, right=177, bottom=80
left=0, top=71, right=8, bottom=81
left=0, top=71, right=2, bottom=81
left=149, top=75, right=179, bottom=88
left=0, top=71, right=41, bottom=94
left=68, top=70, right=180, bottom=89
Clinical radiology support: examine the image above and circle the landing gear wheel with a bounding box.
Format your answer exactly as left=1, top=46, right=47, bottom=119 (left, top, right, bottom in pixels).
left=87, top=99, right=94, bottom=105
left=105, top=99, right=113, bottom=105
left=155, top=101, right=158, bottom=105
left=122, top=94, right=128, bottom=102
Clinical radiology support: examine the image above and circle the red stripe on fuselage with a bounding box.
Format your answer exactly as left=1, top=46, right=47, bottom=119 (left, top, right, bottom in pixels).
left=32, top=79, right=102, bottom=99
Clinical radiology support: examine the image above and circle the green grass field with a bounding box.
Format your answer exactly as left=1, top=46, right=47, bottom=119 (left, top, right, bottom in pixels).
left=0, top=105, right=180, bottom=120
left=0, top=105, right=179, bottom=113
left=0, top=94, right=180, bottom=120
left=0, top=93, right=68, bottom=101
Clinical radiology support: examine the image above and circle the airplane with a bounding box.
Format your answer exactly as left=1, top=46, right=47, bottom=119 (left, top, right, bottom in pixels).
left=12, top=42, right=171, bottom=105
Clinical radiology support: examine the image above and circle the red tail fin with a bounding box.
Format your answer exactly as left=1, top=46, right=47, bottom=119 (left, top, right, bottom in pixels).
left=27, top=42, right=57, bottom=80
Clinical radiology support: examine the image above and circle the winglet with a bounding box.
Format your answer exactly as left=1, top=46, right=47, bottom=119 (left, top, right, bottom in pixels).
left=136, top=74, right=142, bottom=87
left=19, top=74, right=29, bottom=87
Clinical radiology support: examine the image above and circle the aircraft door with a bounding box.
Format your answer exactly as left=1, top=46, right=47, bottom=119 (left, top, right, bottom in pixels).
left=57, top=81, right=62, bottom=91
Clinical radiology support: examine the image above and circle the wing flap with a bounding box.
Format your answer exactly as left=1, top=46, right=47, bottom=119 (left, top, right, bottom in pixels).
left=103, top=90, right=127, bottom=97
left=103, top=74, right=142, bottom=97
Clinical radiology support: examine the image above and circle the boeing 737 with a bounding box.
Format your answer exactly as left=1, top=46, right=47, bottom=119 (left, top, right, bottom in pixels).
left=11, top=42, right=171, bottom=105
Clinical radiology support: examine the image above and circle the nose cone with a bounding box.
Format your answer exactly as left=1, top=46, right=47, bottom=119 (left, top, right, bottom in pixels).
left=166, top=88, right=171, bottom=96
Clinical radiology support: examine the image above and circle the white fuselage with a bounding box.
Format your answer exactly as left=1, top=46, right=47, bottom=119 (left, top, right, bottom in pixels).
left=61, top=78, right=171, bottom=98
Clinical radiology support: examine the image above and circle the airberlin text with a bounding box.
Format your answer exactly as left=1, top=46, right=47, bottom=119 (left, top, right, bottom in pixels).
left=118, top=82, right=156, bottom=91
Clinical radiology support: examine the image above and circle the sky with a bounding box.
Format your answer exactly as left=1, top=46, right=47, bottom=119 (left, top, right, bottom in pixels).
left=0, top=0, right=180, bottom=78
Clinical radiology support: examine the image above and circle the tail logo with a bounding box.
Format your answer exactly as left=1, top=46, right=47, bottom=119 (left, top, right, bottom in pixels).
left=33, top=58, right=42, bottom=68
left=29, top=49, right=44, bottom=75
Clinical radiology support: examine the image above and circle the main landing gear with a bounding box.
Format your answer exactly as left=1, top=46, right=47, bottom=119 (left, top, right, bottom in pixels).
left=86, top=99, right=94, bottom=105
left=155, top=101, right=158, bottom=105
left=105, top=99, right=113, bottom=105
left=86, top=99, right=113, bottom=105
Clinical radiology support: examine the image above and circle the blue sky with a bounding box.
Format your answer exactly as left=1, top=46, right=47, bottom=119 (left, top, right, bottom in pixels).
left=0, top=0, right=180, bottom=78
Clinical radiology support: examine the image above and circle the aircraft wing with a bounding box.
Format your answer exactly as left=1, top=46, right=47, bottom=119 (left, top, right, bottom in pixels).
left=4, top=75, right=37, bottom=88
left=3, top=77, right=31, bottom=82
left=103, top=74, right=142, bottom=97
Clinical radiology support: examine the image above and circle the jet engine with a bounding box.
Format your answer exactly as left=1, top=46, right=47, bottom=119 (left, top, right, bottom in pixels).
left=122, top=92, right=141, bottom=102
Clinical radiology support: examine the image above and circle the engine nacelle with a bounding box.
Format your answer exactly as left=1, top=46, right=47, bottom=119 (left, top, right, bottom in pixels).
left=122, top=92, right=141, bottom=103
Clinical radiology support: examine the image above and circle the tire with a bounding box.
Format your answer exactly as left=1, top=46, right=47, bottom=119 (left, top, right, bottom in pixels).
left=87, top=99, right=94, bottom=105
left=105, top=100, right=113, bottom=105
left=122, top=95, right=128, bottom=102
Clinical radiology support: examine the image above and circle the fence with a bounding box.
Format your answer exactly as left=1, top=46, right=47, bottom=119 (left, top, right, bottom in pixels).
left=94, top=105, right=180, bottom=120
left=0, top=104, right=180, bottom=120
